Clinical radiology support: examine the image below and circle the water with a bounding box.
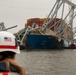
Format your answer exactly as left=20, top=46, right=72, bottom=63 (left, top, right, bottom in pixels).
left=16, top=49, right=76, bottom=75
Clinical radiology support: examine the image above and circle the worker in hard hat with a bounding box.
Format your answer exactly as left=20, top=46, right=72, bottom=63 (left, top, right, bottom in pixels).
left=0, top=31, right=27, bottom=75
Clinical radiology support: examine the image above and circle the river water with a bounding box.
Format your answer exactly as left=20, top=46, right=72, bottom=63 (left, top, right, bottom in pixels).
left=16, top=49, right=76, bottom=75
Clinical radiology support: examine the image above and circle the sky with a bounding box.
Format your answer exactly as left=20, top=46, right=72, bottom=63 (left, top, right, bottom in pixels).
left=0, top=0, right=76, bottom=33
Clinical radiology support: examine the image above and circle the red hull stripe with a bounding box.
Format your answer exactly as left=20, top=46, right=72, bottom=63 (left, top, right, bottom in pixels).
left=0, top=72, right=8, bottom=75
left=3, top=72, right=8, bottom=75
left=0, top=45, right=17, bottom=49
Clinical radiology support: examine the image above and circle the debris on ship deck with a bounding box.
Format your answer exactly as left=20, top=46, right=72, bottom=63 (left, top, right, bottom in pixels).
left=15, top=0, right=76, bottom=50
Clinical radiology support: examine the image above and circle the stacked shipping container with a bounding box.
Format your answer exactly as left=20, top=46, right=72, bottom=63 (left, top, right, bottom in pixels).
left=25, top=18, right=71, bottom=38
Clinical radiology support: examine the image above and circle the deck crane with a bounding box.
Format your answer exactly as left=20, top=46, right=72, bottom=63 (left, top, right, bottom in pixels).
left=42, top=0, right=76, bottom=44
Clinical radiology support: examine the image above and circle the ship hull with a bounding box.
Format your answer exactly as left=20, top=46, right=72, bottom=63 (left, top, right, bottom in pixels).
left=26, top=34, right=61, bottom=49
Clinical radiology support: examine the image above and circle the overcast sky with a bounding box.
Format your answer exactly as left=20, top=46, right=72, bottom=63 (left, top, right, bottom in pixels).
left=0, top=0, right=76, bottom=33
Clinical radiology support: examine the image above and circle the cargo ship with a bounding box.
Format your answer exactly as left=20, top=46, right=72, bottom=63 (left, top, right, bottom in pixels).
left=16, top=0, right=76, bottom=50
left=17, top=17, right=66, bottom=50
left=24, top=18, right=63, bottom=49
left=18, top=18, right=71, bottom=49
